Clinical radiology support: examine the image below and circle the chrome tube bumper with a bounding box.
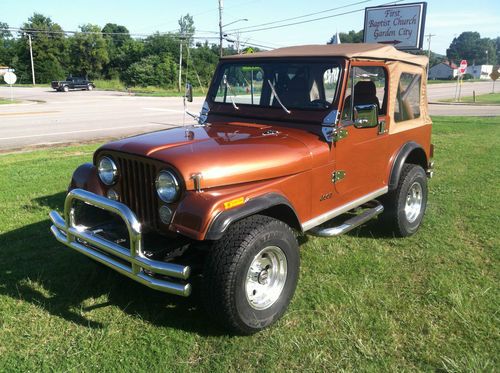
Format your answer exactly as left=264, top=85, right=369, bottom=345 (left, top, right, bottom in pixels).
left=49, top=188, right=191, bottom=297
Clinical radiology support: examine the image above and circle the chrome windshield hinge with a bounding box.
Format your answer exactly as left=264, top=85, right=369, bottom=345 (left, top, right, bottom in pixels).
left=190, top=173, right=203, bottom=192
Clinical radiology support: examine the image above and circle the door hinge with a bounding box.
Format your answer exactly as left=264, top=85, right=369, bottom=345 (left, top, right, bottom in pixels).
left=332, top=170, right=346, bottom=183
left=378, top=120, right=387, bottom=135
left=332, top=128, right=348, bottom=142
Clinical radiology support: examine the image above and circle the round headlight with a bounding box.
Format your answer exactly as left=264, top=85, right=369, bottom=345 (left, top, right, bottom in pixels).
left=98, top=156, right=118, bottom=185
left=155, top=170, right=180, bottom=203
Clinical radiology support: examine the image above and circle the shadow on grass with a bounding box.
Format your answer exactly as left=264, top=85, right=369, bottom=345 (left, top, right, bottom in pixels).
left=0, top=192, right=225, bottom=336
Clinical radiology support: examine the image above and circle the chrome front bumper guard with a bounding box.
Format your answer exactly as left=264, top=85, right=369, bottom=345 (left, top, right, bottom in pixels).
left=49, top=188, right=191, bottom=297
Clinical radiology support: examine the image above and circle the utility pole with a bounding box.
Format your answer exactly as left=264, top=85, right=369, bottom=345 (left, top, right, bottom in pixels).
left=178, top=15, right=184, bottom=93
left=235, top=32, right=241, bottom=54
left=27, top=33, right=36, bottom=86
left=425, top=33, right=436, bottom=78
left=218, top=0, right=223, bottom=57
left=178, top=39, right=183, bottom=92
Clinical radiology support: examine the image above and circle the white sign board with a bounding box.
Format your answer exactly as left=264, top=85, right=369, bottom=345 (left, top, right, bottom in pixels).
left=3, top=71, right=17, bottom=85
left=363, top=2, right=427, bottom=50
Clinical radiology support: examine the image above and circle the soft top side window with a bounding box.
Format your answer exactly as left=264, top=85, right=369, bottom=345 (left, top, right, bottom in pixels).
left=341, top=65, right=387, bottom=122
left=394, top=72, right=421, bottom=122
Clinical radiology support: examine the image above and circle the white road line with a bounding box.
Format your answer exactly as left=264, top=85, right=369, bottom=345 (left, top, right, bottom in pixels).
left=0, top=123, right=171, bottom=141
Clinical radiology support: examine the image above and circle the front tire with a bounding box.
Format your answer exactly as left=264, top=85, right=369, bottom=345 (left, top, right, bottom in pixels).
left=87, top=84, right=93, bottom=91
left=380, top=164, right=428, bottom=237
left=62, top=85, right=69, bottom=92
left=202, top=215, right=299, bottom=334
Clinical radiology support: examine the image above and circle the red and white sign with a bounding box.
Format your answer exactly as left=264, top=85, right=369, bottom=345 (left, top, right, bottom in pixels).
left=459, top=60, right=467, bottom=75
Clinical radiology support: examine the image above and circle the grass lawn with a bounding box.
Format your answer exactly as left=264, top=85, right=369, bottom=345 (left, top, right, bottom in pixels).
left=0, top=116, right=498, bottom=371
left=0, top=98, right=21, bottom=104
left=440, top=92, right=500, bottom=104
left=93, top=79, right=207, bottom=97
left=427, top=79, right=483, bottom=84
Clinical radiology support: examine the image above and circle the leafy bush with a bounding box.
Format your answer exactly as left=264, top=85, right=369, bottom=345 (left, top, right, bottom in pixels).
left=122, top=55, right=177, bottom=88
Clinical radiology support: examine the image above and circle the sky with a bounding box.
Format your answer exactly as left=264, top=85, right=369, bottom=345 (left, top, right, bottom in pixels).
left=3, top=0, right=499, bottom=55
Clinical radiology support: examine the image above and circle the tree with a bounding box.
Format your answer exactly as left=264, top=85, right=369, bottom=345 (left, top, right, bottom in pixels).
left=328, top=30, right=363, bottom=44
left=178, top=14, right=195, bottom=45
left=0, top=22, right=14, bottom=65
left=0, top=22, right=11, bottom=39
left=447, top=32, right=497, bottom=65
left=144, top=33, right=179, bottom=60
left=102, top=23, right=131, bottom=78
left=70, top=24, right=109, bottom=78
left=102, top=23, right=130, bottom=48
left=190, top=41, right=219, bottom=88
left=20, top=13, right=68, bottom=83
left=122, top=55, right=176, bottom=87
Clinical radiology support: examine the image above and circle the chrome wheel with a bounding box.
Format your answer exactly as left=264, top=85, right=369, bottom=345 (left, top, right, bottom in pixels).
left=405, top=181, right=423, bottom=223
left=245, top=246, right=287, bottom=310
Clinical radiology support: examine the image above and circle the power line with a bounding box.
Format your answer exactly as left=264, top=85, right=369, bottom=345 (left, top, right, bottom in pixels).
left=228, top=0, right=404, bottom=34
left=225, top=0, right=375, bottom=32
left=7, top=27, right=273, bottom=51
left=6, top=27, right=222, bottom=41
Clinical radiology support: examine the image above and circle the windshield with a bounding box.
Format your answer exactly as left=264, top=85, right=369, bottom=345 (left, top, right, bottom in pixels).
left=211, top=61, right=342, bottom=111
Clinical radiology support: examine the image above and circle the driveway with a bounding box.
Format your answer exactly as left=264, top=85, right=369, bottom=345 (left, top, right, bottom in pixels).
left=0, top=87, right=203, bottom=151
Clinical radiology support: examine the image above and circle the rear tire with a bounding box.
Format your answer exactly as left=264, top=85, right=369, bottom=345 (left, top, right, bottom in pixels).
left=202, top=215, right=299, bottom=334
left=380, top=164, right=427, bottom=237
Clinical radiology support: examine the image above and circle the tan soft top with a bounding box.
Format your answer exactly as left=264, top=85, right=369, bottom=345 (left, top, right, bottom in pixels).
left=222, top=43, right=428, bottom=67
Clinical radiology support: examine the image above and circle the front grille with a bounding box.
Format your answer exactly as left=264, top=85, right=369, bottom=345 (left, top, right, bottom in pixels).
left=116, top=157, right=160, bottom=230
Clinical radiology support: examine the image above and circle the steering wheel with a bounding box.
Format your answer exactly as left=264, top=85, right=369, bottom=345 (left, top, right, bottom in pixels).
left=310, top=99, right=330, bottom=108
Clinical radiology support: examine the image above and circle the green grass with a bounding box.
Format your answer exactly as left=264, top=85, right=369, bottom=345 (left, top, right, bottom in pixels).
left=92, top=79, right=207, bottom=97
left=427, top=79, right=483, bottom=84
left=0, top=83, right=49, bottom=88
left=0, top=97, right=21, bottom=104
left=440, top=92, right=500, bottom=104
left=0, top=117, right=499, bottom=371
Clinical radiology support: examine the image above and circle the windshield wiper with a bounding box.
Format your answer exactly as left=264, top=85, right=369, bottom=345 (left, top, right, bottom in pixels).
left=267, top=79, right=291, bottom=114
left=223, top=75, right=239, bottom=110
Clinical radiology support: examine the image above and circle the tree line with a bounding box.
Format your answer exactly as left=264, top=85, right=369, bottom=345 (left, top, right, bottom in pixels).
left=328, top=30, right=499, bottom=67
left=0, top=13, right=225, bottom=89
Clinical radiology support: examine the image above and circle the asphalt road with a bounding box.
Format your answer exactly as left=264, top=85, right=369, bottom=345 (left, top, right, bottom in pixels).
left=0, top=81, right=498, bottom=152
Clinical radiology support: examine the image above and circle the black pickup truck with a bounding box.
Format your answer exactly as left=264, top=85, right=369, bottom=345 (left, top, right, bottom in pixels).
left=51, top=77, right=95, bottom=92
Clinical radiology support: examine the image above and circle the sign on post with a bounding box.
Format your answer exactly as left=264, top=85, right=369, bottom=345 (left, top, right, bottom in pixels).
left=458, top=60, right=467, bottom=76
left=363, top=2, right=427, bottom=50
left=3, top=71, right=17, bottom=102
left=3, top=71, right=17, bottom=85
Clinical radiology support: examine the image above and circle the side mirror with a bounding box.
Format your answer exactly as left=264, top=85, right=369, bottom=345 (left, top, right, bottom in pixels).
left=185, top=83, right=193, bottom=103
left=353, top=104, right=378, bottom=128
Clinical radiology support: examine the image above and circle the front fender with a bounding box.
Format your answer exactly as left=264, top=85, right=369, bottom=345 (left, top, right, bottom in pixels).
left=205, top=193, right=299, bottom=240
left=68, top=163, right=105, bottom=196
left=170, top=184, right=301, bottom=241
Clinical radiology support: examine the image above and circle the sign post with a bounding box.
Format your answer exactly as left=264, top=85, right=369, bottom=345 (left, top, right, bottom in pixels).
left=363, top=2, right=427, bottom=50
left=454, top=60, right=467, bottom=102
left=3, top=71, right=17, bottom=102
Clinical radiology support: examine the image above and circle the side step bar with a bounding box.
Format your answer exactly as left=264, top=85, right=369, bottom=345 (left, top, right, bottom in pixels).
left=309, top=202, right=384, bottom=237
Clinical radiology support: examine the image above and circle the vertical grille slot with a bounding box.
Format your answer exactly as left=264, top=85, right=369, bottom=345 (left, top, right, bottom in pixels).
left=115, top=156, right=158, bottom=230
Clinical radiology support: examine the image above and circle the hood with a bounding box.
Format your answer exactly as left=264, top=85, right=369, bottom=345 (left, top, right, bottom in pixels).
left=98, top=122, right=315, bottom=190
